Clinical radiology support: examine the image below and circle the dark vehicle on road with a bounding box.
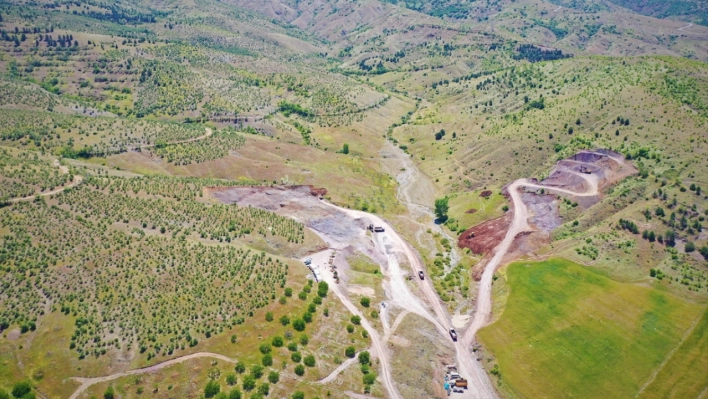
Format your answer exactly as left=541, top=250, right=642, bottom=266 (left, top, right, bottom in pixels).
left=418, top=271, right=424, bottom=280
left=449, top=328, right=458, bottom=341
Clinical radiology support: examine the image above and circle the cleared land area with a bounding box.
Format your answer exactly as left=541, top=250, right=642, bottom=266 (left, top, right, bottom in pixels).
left=478, top=258, right=704, bottom=399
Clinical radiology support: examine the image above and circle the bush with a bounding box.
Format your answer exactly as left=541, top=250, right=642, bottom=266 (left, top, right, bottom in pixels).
left=242, top=375, right=256, bottom=391
left=345, top=346, right=356, bottom=358
left=257, top=384, right=269, bottom=396
left=272, top=336, right=284, bottom=347
left=11, top=383, right=32, bottom=399
left=235, top=362, right=246, bottom=374
left=303, top=355, right=316, bottom=367
left=262, top=354, right=273, bottom=367
left=292, top=392, right=305, bottom=399
left=363, top=373, right=377, bottom=385
left=293, top=318, right=306, bottom=331
left=358, top=351, right=370, bottom=365
left=279, top=315, right=290, bottom=326
left=259, top=343, right=271, bottom=354
left=291, top=352, right=302, bottom=362
left=317, top=281, right=329, bottom=297
left=284, top=288, right=293, bottom=297
left=360, top=297, right=370, bottom=307
left=250, top=365, right=264, bottom=379
left=265, top=312, right=273, bottom=322
left=685, top=241, right=696, bottom=253
left=346, top=324, right=355, bottom=333
left=228, top=388, right=242, bottom=399
left=0, top=389, right=9, bottom=399
left=299, top=334, right=309, bottom=345
left=204, top=380, right=220, bottom=398
left=268, top=371, right=280, bottom=384
left=699, top=246, right=708, bottom=260
left=287, top=342, right=298, bottom=352
left=302, top=312, right=313, bottom=323
left=294, top=364, right=305, bottom=376
left=226, top=373, right=237, bottom=386
left=351, top=315, right=361, bottom=325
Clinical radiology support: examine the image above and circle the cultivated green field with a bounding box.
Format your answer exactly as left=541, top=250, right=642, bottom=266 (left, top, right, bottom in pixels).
left=638, top=308, right=708, bottom=399
left=478, top=258, right=705, bottom=399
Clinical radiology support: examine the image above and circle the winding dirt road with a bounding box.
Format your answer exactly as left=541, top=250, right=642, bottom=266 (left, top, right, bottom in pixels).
left=68, top=352, right=236, bottom=399
left=9, top=160, right=83, bottom=203
left=129, top=127, right=213, bottom=150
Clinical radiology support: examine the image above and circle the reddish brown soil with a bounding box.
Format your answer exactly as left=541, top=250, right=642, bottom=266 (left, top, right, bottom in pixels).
left=465, top=208, right=477, bottom=214
left=206, top=184, right=326, bottom=200
left=479, top=190, right=493, bottom=198
left=457, top=213, right=512, bottom=256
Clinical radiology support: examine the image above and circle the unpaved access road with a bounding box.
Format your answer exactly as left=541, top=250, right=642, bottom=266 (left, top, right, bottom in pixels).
left=129, top=127, right=213, bottom=150
left=9, top=159, right=83, bottom=203
left=68, top=352, right=236, bottom=399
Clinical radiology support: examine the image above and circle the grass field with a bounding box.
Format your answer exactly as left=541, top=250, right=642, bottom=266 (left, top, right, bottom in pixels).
left=478, top=258, right=705, bottom=399
left=638, top=308, right=708, bottom=399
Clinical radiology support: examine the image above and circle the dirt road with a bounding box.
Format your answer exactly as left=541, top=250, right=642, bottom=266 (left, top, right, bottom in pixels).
left=68, top=352, right=236, bottom=399
left=130, top=127, right=213, bottom=150
left=9, top=160, right=83, bottom=203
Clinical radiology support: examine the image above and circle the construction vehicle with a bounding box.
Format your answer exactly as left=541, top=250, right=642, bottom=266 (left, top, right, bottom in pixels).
left=449, top=328, right=458, bottom=341
left=454, top=379, right=468, bottom=389
left=373, top=226, right=385, bottom=232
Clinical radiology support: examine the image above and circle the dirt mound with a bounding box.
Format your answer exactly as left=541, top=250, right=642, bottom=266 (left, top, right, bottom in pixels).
left=457, top=213, right=512, bottom=256
left=465, top=209, right=477, bottom=214
left=479, top=190, right=493, bottom=198
left=522, top=192, right=562, bottom=232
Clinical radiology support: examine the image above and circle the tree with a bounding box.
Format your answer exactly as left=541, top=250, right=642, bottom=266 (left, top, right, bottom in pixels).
left=272, top=336, right=284, bottom=347
left=299, top=334, right=309, bottom=345
left=235, top=361, right=246, bottom=374
left=302, top=312, right=313, bottom=323
left=226, top=373, right=237, bottom=386
left=665, top=230, right=676, bottom=247
left=363, top=372, right=377, bottom=385
left=685, top=242, right=696, bottom=253
left=284, top=287, right=293, bottom=297
left=242, top=375, right=256, bottom=392
left=294, top=364, right=305, bottom=376
left=345, top=346, right=356, bottom=358
left=699, top=246, right=708, bottom=261
left=265, top=312, right=273, bottom=322
left=257, top=384, right=270, bottom=396
left=259, top=342, right=271, bottom=354
left=12, top=383, right=31, bottom=399
left=204, top=380, right=220, bottom=398
left=279, top=315, right=290, bottom=326
left=293, top=318, right=306, bottom=331
left=351, top=315, right=361, bottom=325
left=288, top=342, right=298, bottom=351
left=434, top=197, right=449, bottom=222
left=250, top=365, right=264, bottom=379
left=268, top=371, right=280, bottom=384
left=342, top=143, right=349, bottom=154
left=228, top=388, right=242, bottom=399
left=360, top=297, right=370, bottom=307
left=262, top=354, right=273, bottom=367
left=0, top=389, right=9, bottom=399
left=359, top=351, right=370, bottom=365
left=292, top=392, right=305, bottom=399
left=303, top=355, right=316, bottom=367
left=317, top=281, right=328, bottom=297
left=291, top=352, right=302, bottom=362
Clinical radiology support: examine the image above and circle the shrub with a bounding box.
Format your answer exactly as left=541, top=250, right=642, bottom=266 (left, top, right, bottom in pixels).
left=259, top=343, right=271, bottom=354
left=345, top=346, right=356, bottom=358
left=265, top=312, right=273, bottom=322
left=226, top=373, right=237, bottom=386
left=363, top=373, right=377, bottom=385
left=358, top=351, right=370, bottom=365
left=272, top=336, right=284, bottom=347
left=250, top=365, right=264, bottom=379
left=299, top=334, right=309, bottom=345
left=360, top=297, right=370, bottom=307
left=303, top=355, right=316, bottom=367
left=235, top=362, right=246, bottom=374
left=293, top=318, right=306, bottom=331
left=292, top=392, right=305, bottom=399
left=268, top=371, right=280, bottom=384
left=294, top=364, right=305, bottom=376
left=279, top=315, right=290, bottom=326
left=284, top=288, right=293, bottom=297
left=287, top=342, right=298, bottom=352
left=346, top=324, right=355, bottom=333
left=317, top=281, right=329, bottom=298
left=291, top=352, right=302, bottom=362
left=351, top=315, right=361, bottom=325
left=262, top=354, right=273, bottom=367
left=257, top=384, right=269, bottom=396
left=302, top=312, right=313, bottom=323
left=204, top=381, right=220, bottom=398
left=685, top=241, right=696, bottom=252
left=228, top=388, right=242, bottom=399
left=103, top=386, right=115, bottom=399
left=699, top=246, right=708, bottom=260
left=242, top=375, right=256, bottom=392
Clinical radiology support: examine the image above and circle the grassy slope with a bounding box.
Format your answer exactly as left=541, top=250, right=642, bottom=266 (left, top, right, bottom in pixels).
left=478, top=258, right=704, bottom=399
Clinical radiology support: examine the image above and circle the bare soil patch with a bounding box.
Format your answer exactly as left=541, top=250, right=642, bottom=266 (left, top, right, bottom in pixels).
left=457, top=213, right=512, bottom=256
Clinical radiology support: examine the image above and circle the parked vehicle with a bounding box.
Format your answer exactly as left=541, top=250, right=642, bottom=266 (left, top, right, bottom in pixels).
left=449, top=328, right=458, bottom=341
left=373, top=226, right=385, bottom=232
left=454, top=379, right=468, bottom=389
left=418, top=271, right=424, bottom=280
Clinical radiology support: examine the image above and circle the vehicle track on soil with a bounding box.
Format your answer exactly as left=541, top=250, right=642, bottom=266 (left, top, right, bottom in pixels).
left=8, top=159, right=83, bottom=203
left=68, top=352, right=236, bottom=399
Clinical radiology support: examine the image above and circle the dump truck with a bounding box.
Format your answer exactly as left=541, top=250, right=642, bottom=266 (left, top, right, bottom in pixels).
left=454, top=379, right=468, bottom=389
